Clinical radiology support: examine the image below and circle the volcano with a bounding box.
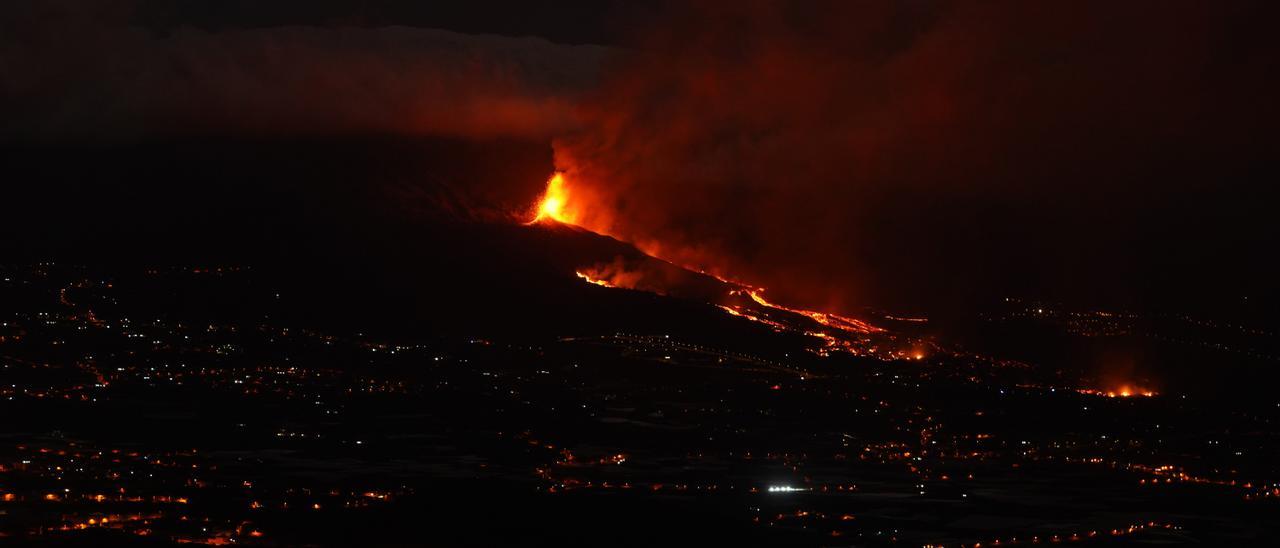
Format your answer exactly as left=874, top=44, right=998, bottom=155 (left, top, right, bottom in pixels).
left=0, top=138, right=907, bottom=360
left=514, top=170, right=919, bottom=361
left=523, top=217, right=924, bottom=362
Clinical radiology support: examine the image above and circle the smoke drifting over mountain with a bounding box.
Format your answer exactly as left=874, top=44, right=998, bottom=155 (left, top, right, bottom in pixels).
left=4, top=1, right=1276, bottom=315
left=552, top=1, right=1278, bottom=312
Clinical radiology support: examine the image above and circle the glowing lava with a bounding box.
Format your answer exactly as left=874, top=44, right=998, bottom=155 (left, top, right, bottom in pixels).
left=736, top=289, right=883, bottom=334
left=1078, top=385, right=1157, bottom=398
left=532, top=173, right=902, bottom=359
left=575, top=271, right=615, bottom=288
left=530, top=172, right=572, bottom=224
left=716, top=305, right=790, bottom=332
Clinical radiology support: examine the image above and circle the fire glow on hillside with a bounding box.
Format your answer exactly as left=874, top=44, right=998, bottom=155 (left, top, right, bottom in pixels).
left=575, top=271, right=614, bottom=288
left=527, top=172, right=922, bottom=360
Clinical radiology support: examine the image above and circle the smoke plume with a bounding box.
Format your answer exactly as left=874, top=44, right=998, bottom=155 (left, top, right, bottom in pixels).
left=552, top=1, right=1278, bottom=313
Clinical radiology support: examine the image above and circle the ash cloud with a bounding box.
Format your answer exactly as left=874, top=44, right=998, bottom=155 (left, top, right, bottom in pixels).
left=2, top=1, right=1276, bottom=315
left=554, top=1, right=1279, bottom=313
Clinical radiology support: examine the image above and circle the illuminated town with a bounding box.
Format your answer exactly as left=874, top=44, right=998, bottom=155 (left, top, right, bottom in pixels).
left=2, top=263, right=1276, bottom=545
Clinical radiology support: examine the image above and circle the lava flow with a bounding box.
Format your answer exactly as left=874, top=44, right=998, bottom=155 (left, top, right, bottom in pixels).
left=527, top=172, right=917, bottom=360
left=1078, top=385, right=1157, bottom=398
left=733, top=288, right=882, bottom=335
left=528, top=173, right=573, bottom=225
left=575, top=271, right=615, bottom=288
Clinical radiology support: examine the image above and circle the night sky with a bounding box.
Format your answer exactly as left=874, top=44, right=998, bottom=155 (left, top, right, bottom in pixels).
left=3, top=0, right=1277, bottom=320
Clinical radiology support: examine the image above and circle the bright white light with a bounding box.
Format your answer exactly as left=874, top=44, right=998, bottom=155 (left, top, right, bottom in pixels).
left=766, top=485, right=807, bottom=493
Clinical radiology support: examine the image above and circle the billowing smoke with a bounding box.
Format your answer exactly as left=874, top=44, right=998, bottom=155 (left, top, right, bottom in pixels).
left=552, top=1, right=1278, bottom=313
left=4, top=1, right=1275, bottom=315
left=0, top=1, right=608, bottom=141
